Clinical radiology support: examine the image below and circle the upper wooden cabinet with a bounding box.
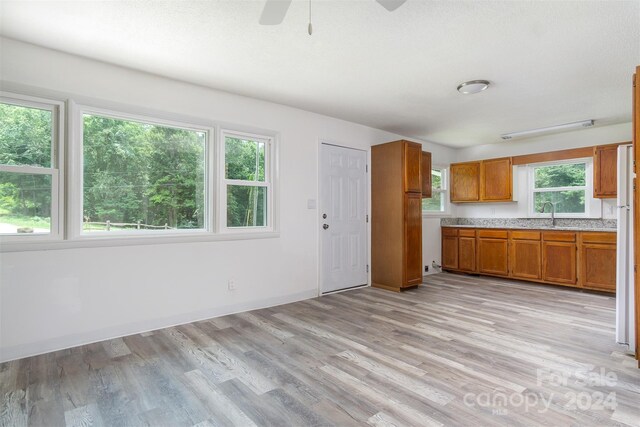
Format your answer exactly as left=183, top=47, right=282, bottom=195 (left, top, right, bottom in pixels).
left=421, top=151, right=432, bottom=198
left=404, top=141, right=422, bottom=193
left=593, top=145, right=618, bottom=198
left=481, top=157, right=512, bottom=201
left=450, top=158, right=512, bottom=203
left=450, top=161, right=480, bottom=202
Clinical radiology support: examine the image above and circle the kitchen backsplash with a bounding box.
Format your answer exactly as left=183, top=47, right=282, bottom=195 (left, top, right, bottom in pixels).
left=441, top=217, right=617, bottom=229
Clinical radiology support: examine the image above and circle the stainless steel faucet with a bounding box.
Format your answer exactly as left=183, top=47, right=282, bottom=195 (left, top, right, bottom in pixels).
left=540, top=201, right=556, bottom=227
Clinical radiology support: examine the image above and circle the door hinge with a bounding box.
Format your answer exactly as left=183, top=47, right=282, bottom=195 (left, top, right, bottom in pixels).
left=366, top=164, right=368, bottom=173
left=366, top=214, right=369, bottom=223
left=366, top=264, right=369, bottom=273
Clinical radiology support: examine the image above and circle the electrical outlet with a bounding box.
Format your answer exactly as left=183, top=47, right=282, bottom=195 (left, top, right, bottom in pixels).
left=228, top=280, right=236, bottom=291
left=424, top=265, right=429, bottom=272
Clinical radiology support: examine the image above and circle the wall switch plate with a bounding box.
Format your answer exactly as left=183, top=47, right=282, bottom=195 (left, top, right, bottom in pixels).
left=228, top=280, right=236, bottom=291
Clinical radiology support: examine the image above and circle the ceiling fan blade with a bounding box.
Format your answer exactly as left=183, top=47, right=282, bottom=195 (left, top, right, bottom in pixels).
left=375, top=0, right=407, bottom=12
left=259, top=0, right=293, bottom=25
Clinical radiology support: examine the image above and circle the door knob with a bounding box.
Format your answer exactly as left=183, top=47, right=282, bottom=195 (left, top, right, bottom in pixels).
left=322, top=213, right=327, bottom=219
left=323, top=224, right=329, bottom=230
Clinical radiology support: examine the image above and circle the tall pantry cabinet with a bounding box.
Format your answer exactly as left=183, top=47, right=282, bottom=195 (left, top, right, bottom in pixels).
left=372, top=140, right=424, bottom=292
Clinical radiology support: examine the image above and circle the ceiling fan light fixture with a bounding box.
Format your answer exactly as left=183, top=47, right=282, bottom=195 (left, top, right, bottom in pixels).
left=457, top=80, right=491, bottom=95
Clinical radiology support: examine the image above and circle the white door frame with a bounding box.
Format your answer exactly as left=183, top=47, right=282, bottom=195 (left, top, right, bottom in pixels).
left=317, top=139, right=371, bottom=296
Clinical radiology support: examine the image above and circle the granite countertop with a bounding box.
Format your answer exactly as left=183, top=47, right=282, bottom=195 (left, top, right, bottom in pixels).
left=440, top=218, right=617, bottom=233
left=440, top=224, right=617, bottom=233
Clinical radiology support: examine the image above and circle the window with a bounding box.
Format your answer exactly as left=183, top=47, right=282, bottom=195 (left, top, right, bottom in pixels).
left=0, top=95, right=63, bottom=238
left=221, top=131, right=272, bottom=229
left=529, top=159, right=593, bottom=217
left=422, top=166, right=449, bottom=215
left=79, top=109, right=208, bottom=234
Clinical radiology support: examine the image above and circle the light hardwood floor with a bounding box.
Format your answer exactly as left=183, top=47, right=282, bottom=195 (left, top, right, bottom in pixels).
left=1, top=273, right=639, bottom=427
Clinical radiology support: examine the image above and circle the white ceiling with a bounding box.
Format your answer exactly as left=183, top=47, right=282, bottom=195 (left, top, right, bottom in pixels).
left=1, top=0, right=639, bottom=148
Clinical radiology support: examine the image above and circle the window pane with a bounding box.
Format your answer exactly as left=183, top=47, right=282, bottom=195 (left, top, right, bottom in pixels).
left=534, top=163, right=585, bottom=188
left=225, top=136, right=265, bottom=181
left=0, top=172, right=51, bottom=234
left=82, top=114, right=206, bottom=232
left=534, top=190, right=585, bottom=214
left=0, top=102, right=52, bottom=167
left=432, top=169, right=442, bottom=190
left=422, top=192, right=443, bottom=212
left=227, top=185, right=266, bottom=227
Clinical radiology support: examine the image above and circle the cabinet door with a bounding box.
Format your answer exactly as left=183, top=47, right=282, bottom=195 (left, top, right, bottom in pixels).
left=442, top=236, right=459, bottom=270
left=404, top=142, right=422, bottom=193
left=594, top=145, right=618, bottom=199
left=404, top=193, right=423, bottom=286
left=510, top=239, right=541, bottom=280
left=478, top=238, right=509, bottom=276
left=450, top=162, right=480, bottom=202
left=421, top=151, right=432, bottom=198
left=458, top=236, right=476, bottom=272
left=542, top=241, right=577, bottom=285
left=481, top=157, right=512, bottom=201
left=581, top=243, right=616, bottom=292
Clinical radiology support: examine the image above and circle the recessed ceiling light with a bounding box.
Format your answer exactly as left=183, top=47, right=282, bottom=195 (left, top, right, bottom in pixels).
left=457, top=80, right=490, bottom=95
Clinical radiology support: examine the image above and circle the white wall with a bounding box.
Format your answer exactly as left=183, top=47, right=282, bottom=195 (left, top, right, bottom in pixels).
left=0, top=38, right=455, bottom=361
left=453, top=123, right=632, bottom=219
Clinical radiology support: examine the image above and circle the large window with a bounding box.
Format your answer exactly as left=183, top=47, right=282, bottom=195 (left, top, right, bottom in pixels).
left=0, top=95, right=62, bottom=237
left=80, top=111, right=207, bottom=234
left=422, top=167, right=449, bottom=215
left=529, top=159, right=592, bottom=217
left=221, top=131, right=272, bottom=229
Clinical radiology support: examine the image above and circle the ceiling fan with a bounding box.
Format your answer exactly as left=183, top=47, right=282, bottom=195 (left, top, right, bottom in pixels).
left=259, top=0, right=407, bottom=33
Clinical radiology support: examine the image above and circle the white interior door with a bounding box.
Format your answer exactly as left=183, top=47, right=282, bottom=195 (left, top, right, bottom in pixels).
left=320, top=143, right=368, bottom=293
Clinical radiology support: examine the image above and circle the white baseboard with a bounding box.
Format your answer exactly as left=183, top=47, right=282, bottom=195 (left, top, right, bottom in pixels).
left=0, top=288, right=318, bottom=363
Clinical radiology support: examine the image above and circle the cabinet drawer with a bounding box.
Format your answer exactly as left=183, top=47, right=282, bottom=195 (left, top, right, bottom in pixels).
left=543, top=231, right=576, bottom=242
left=581, top=232, right=616, bottom=244
left=459, top=229, right=476, bottom=237
left=510, top=230, right=541, bottom=240
left=478, top=229, right=508, bottom=239
left=442, top=227, right=458, bottom=237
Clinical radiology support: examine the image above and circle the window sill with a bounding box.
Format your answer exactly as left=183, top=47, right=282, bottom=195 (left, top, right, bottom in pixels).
left=0, top=231, right=280, bottom=253
left=422, top=212, right=452, bottom=218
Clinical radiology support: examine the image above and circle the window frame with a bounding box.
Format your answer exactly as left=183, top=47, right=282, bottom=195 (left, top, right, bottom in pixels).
left=527, top=157, right=600, bottom=218
left=219, top=129, right=275, bottom=233
left=69, top=103, right=215, bottom=239
left=0, top=92, right=65, bottom=242
left=422, top=165, right=451, bottom=217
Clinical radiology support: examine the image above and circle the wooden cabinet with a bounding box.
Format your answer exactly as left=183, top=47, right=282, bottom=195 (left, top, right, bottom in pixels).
left=477, top=229, right=509, bottom=276
left=542, top=232, right=577, bottom=285
left=441, top=228, right=459, bottom=270
left=450, top=162, right=480, bottom=202
left=442, top=227, right=615, bottom=293
left=510, top=231, right=542, bottom=280
left=404, top=142, right=422, bottom=193
left=404, top=193, right=423, bottom=286
left=372, top=140, right=423, bottom=292
left=579, top=232, right=617, bottom=292
left=593, top=145, right=618, bottom=198
left=481, top=157, right=512, bottom=201
left=458, top=229, right=477, bottom=272
left=421, top=151, right=432, bottom=198
left=450, top=158, right=512, bottom=203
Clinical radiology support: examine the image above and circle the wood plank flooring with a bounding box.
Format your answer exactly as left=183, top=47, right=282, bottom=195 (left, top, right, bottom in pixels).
left=1, top=273, right=639, bottom=427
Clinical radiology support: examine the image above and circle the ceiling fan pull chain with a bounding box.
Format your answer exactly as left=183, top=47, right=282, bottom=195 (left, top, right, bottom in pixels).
left=308, top=0, right=313, bottom=35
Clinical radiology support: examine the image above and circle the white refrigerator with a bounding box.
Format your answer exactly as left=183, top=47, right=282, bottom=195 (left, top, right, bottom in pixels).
left=616, top=144, right=636, bottom=354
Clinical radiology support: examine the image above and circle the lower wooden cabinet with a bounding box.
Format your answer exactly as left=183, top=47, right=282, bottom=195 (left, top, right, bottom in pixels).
left=579, top=232, right=617, bottom=292
left=477, top=237, right=509, bottom=276
left=441, top=227, right=615, bottom=293
left=458, top=235, right=477, bottom=272
left=511, top=238, right=542, bottom=280
left=404, top=193, right=424, bottom=286
left=542, top=241, right=577, bottom=285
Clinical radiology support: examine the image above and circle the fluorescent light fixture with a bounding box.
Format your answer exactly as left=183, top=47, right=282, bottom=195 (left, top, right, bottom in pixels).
left=457, top=80, right=490, bottom=95
left=501, top=120, right=594, bottom=140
